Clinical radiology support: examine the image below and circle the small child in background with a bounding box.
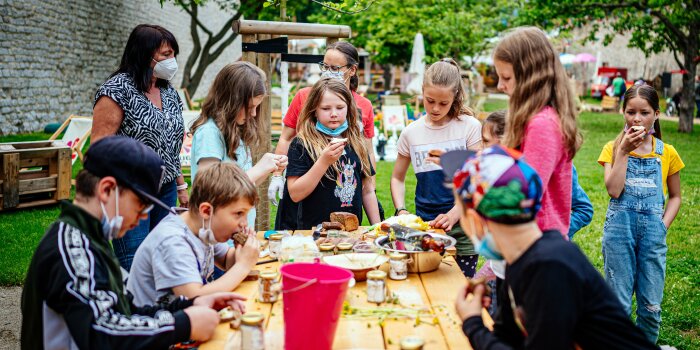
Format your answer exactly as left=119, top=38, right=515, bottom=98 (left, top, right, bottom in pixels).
left=598, top=84, right=683, bottom=343
left=127, top=163, right=260, bottom=307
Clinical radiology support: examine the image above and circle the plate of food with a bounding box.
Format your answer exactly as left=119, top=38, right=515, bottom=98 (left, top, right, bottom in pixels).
left=370, top=214, right=431, bottom=236
left=322, top=253, right=389, bottom=281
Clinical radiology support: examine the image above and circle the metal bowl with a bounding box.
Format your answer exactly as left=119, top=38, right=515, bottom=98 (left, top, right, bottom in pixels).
left=373, top=233, right=457, bottom=273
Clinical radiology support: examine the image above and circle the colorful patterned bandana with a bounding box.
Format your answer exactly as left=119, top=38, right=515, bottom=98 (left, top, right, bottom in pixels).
left=452, top=145, right=543, bottom=224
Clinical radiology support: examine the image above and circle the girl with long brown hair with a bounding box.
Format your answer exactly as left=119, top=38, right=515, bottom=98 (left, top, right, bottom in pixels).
left=493, top=26, right=582, bottom=237
left=285, top=78, right=380, bottom=229
left=190, top=61, right=288, bottom=229
left=390, top=58, right=482, bottom=277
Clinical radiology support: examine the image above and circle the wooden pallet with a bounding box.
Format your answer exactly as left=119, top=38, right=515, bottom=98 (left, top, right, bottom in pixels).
left=0, top=140, right=71, bottom=211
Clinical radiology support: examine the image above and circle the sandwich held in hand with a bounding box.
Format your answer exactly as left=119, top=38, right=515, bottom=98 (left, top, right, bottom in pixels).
left=330, top=137, right=348, bottom=144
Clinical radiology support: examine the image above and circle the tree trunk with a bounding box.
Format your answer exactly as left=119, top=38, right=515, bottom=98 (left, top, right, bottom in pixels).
left=677, top=41, right=697, bottom=133
left=382, top=64, right=392, bottom=91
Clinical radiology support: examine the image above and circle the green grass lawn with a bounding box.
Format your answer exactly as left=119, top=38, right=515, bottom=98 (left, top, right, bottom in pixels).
left=1, top=105, right=699, bottom=348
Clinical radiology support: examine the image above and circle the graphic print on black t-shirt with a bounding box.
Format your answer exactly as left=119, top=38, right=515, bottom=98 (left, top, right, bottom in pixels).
left=286, top=137, right=370, bottom=229
left=334, top=159, right=357, bottom=207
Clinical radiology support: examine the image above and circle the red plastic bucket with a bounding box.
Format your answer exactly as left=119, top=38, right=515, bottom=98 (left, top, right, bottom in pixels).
left=280, top=262, right=353, bottom=350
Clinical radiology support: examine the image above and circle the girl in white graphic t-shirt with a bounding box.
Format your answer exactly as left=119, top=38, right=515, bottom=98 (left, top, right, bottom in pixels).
left=390, top=58, right=482, bottom=277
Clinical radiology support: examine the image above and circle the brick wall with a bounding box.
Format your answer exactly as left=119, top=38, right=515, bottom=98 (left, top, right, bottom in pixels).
left=0, top=0, right=241, bottom=134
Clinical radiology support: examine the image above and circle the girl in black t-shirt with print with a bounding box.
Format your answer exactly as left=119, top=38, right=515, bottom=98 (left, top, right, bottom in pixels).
left=283, top=78, right=380, bottom=229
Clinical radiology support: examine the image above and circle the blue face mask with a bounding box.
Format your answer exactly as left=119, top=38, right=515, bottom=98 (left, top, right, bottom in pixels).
left=315, top=120, right=348, bottom=136
left=471, top=232, right=503, bottom=260
left=470, top=228, right=504, bottom=261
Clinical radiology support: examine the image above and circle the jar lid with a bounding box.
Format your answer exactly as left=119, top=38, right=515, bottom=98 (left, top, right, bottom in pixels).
left=400, top=336, right=425, bottom=349
left=241, top=312, right=265, bottom=326
left=319, top=243, right=336, bottom=251
left=260, top=271, right=278, bottom=280
left=337, top=242, right=353, bottom=250
left=390, top=253, right=407, bottom=260
left=269, top=233, right=284, bottom=241
left=367, top=269, right=387, bottom=280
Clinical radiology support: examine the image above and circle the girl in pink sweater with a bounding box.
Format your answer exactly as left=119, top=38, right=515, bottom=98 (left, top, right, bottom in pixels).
left=492, top=27, right=582, bottom=236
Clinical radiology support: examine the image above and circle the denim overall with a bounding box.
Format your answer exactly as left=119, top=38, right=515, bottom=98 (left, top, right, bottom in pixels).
left=602, top=138, right=667, bottom=344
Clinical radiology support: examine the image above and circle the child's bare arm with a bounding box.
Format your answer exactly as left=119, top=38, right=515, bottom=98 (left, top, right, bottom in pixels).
left=390, top=155, right=411, bottom=214
left=172, top=233, right=258, bottom=299
left=361, top=176, right=381, bottom=224
left=603, top=161, right=627, bottom=199
left=663, top=172, right=682, bottom=229
left=605, top=129, right=646, bottom=198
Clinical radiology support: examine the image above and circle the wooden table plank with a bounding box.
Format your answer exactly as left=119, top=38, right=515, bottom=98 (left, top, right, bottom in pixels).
left=333, top=279, right=386, bottom=350
left=419, top=257, right=474, bottom=350
left=383, top=275, right=450, bottom=349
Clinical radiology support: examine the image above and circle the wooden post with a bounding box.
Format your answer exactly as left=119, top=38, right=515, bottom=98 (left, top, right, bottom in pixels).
left=55, top=148, right=71, bottom=200
left=255, top=34, right=273, bottom=230
left=2, top=153, right=19, bottom=208
left=242, top=34, right=256, bottom=64
left=233, top=20, right=351, bottom=38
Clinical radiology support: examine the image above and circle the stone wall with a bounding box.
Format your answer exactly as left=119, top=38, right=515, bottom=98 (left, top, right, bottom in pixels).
left=0, top=0, right=241, bottom=135
left=570, top=25, right=680, bottom=84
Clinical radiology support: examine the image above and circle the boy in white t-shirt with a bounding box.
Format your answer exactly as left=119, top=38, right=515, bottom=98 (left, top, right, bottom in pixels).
left=128, top=163, right=260, bottom=306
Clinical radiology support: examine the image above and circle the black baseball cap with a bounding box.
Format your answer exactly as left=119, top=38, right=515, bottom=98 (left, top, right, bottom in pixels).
left=440, top=150, right=476, bottom=187
left=84, top=136, right=175, bottom=214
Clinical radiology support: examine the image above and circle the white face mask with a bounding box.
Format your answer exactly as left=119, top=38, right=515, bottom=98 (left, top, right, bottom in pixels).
left=198, top=207, right=217, bottom=246
left=321, top=70, right=347, bottom=83
left=100, top=186, right=124, bottom=241
left=152, top=57, right=178, bottom=81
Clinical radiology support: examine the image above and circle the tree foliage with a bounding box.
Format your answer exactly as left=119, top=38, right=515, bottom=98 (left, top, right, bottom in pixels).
left=520, top=0, right=700, bottom=133
left=312, top=0, right=516, bottom=66
left=159, top=0, right=370, bottom=95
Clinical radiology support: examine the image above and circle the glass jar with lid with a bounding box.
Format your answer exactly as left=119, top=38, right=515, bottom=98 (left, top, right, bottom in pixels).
left=336, top=242, right=353, bottom=254
left=240, top=313, right=265, bottom=350
left=258, top=271, right=280, bottom=303
left=319, top=243, right=336, bottom=257
left=399, top=336, right=425, bottom=350
left=268, top=233, right=284, bottom=258
left=366, top=270, right=387, bottom=303
left=389, top=253, right=408, bottom=280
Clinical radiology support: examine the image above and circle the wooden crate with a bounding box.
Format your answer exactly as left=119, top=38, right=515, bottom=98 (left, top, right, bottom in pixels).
left=0, top=140, right=72, bottom=211
left=601, top=95, right=620, bottom=111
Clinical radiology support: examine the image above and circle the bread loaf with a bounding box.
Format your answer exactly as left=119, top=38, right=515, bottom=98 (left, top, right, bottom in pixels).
left=329, top=212, right=359, bottom=231
left=232, top=231, right=248, bottom=246
left=322, top=221, right=344, bottom=230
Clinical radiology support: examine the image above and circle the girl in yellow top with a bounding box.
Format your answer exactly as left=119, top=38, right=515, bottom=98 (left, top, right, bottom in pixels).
left=597, top=84, right=684, bottom=344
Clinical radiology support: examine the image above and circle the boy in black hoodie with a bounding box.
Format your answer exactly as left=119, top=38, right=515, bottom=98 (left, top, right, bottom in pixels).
left=21, top=136, right=246, bottom=350
left=442, top=146, right=658, bottom=349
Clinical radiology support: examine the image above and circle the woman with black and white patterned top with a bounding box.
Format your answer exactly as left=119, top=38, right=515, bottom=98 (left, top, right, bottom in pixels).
left=92, top=24, right=187, bottom=271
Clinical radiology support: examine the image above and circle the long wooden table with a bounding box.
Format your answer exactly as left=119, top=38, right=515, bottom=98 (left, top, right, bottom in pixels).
left=199, top=229, right=492, bottom=349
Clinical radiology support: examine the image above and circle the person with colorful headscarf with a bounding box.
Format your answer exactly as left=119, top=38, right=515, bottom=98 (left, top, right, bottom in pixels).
left=443, top=146, right=658, bottom=349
